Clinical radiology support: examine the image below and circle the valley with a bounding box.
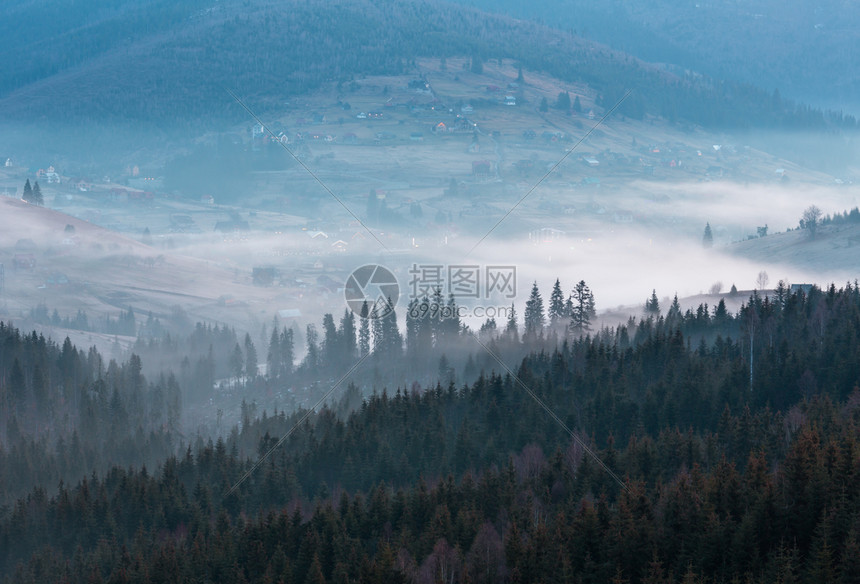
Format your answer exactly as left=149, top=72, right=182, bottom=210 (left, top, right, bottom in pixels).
left=2, top=58, right=856, bottom=342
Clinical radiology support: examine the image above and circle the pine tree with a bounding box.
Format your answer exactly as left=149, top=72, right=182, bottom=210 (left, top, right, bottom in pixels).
left=555, top=91, right=571, bottom=110
left=573, top=95, right=582, bottom=113
left=9, top=357, right=26, bottom=408
left=359, top=301, right=371, bottom=358
left=31, top=181, right=44, bottom=205
left=339, top=309, right=356, bottom=361
left=304, top=553, right=326, bottom=584
left=668, top=294, right=682, bottom=319
left=505, top=303, right=518, bottom=340
left=441, top=293, right=461, bottom=344
left=471, top=55, right=483, bottom=74
left=267, top=327, right=281, bottom=378
left=548, top=278, right=566, bottom=328
left=645, top=290, right=660, bottom=316
left=230, top=343, right=244, bottom=380
left=702, top=223, right=714, bottom=248
left=371, top=303, right=384, bottom=354
left=380, top=297, right=402, bottom=357
left=838, top=528, right=860, bottom=584
left=523, top=281, right=545, bottom=336
left=21, top=179, right=33, bottom=203
left=406, top=298, right=421, bottom=359
left=322, top=313, right=338, bottom=367
left=244, top=333, right=258, bottom=378
left=305, top=324, right=319, bottom=371
left=569, top=280, right=596, bottom=335
left=280, top=327, right=295, bottom=375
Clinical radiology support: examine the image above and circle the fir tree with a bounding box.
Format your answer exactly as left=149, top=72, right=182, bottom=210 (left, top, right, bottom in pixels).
left=645, top=290, right=660, bottom=316
left=230, top=343, right=244, bottom=380
left=267, top=327, right=281, bottom=378
left=470, top=55, right=483, bottom=74
left=359, top=301, right=371, bottom=358
left=339, top=309, right=356, bottom=362
left=280, top=327, right=295, bottom=375
left=31, top=181, right=44, bottom=205
left=244, top=333, right=258, bottom=377
left=569, top=280, right=596, bottom=335
left=304, top=324, right=319, bottom=372
left=21, top=179, right=33, bottom=203
left=555, top=91, right=571, bottom=111
left=702, top=223, right=714, bottom=248
left=523, top=281, right=545, bottom=336
left=505, top=303, right=518, bottom=340
left=539, top=97, right=549, bottom=113
left=548, top=278, right=566, bottom=328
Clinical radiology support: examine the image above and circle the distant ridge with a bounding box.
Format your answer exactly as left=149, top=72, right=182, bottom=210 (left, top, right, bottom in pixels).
left=0, top=0, right=853, bottom=133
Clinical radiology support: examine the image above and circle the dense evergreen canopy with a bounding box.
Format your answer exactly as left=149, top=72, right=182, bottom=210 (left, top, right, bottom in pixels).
left=2, top=282, right=860, bottom=581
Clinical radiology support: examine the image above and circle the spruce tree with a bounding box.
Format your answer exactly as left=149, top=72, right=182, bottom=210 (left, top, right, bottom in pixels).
left=702, top=223, right=714, bottom=248
left=304, top=324, right=319, bottom=372
left=548, top=278, right=566, bottom=328
left=471, top=55, right=483, bottom=74
left=230, top=343, right=244, bottom=380
left=22, top=179, right=33, bottom=203
left=442, top=293, right=461, bottom=343
left=267, top=328, right=281, bottom=377
left=31, top=181, right=43, bottom=205
left=645, top=289, right=660, bottom=316
left=321, top=313, right=338, bottom=366
left=339, top=309, right=356, bottom=361
left=569, top=280, right=596, bottom=335
left=555, top=91, right=571, bottom=110
left=359, top=301, right=371, bottom=357
left=523, top=281, right=545, bottom=336
left=505, top=303, right=518, bottom=340
left=244, top=333, right=258, bottom=377
left=280, top=327, right=294, bottom=374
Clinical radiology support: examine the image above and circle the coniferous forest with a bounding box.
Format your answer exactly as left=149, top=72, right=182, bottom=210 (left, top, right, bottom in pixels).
left=2, top=281, right=860, bottom=582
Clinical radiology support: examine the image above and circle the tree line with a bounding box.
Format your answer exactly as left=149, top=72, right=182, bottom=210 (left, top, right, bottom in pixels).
left=3, top=282, right=860, bottom=580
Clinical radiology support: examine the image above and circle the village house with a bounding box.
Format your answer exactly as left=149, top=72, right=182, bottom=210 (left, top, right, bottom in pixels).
left=472, top=160, right=492, bottom=177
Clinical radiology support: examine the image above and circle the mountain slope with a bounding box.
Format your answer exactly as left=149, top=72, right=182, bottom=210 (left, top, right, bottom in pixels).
left=455, top=0, right=860, bottom=111
left=0, top=196, right=293, bottom=332
left=0, top=0, right=851, bottom=133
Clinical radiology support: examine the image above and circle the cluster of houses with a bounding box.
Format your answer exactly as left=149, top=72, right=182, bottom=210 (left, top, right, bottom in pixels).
left=36, top=166, right=61, bottom=183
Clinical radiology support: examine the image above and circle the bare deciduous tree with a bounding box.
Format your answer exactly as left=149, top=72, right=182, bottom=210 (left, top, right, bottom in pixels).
left=756, top=270, right=769, bottom=291
left=801, top=205, right=822, bottom=239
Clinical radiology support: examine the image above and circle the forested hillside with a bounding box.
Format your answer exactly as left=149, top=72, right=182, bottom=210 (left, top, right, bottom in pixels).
left=0, top=0, right=854, bottom=132
left=3, top=283, right=860, bottom=582
left=456, top=0, right=860, bottom=109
